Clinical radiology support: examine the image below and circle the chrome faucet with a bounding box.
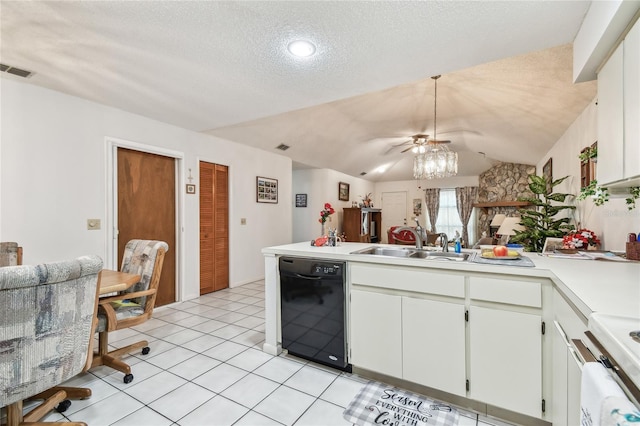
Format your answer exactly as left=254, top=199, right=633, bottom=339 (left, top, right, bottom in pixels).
left=393, top=226, right=423, bottom=249
left=439, top=233, right=449, bottom=252
left=413, top=218, right=424, bottom=240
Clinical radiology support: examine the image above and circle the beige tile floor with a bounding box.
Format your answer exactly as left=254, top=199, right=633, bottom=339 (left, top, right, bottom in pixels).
left=6, top=280, right=515, bottom=426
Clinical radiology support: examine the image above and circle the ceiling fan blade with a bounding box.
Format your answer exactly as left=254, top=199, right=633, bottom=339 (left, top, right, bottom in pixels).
left=400, top=145, right=415, bottom=153
left=384, top=139, right=411, bottom=155
left=429, top=139, right=452, bottom=144
left=438, top=129, right=482, bottom=136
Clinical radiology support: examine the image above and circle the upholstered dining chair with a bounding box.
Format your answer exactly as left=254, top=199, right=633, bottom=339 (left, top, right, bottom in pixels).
left=0, top=255, right=102, bottom=426
left=93, top=240, right=168, bottom=383
left=0, top=242, right=22, bottom=267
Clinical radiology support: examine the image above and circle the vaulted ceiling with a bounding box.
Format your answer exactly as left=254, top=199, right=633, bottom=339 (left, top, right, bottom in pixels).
left=1, top=1, right=597, bottom=181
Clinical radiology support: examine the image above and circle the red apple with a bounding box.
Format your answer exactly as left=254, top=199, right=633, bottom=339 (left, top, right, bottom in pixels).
left=493, top=245, right=508, bottom=257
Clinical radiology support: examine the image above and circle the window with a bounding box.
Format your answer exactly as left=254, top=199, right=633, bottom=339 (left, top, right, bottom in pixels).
left=428, top=189, right=476, bottom=243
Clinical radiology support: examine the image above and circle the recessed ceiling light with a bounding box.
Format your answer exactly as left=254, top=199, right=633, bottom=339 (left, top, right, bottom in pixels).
left=287, top=40, right=316, bottom=58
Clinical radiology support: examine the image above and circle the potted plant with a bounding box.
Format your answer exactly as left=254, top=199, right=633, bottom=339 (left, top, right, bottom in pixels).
left=509, top=174, right=575, bottom=252
left=562, top=229, right=601, bottom=250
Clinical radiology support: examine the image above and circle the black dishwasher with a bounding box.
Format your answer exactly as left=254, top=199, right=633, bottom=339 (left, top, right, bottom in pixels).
left=279, top=257, right=350, bottom=371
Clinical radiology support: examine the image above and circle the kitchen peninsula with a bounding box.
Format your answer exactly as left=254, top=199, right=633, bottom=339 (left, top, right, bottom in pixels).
left=262, top=242, right=640, bottom=425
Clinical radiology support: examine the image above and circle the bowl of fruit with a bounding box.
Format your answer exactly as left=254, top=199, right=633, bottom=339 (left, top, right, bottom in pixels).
left=480, top=245, right=521, bottom=259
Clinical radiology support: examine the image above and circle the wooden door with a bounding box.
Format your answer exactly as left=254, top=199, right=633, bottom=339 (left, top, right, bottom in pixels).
left=200, top=162, right=229, bottom=294
left=117, top=148, right=176, bottom=306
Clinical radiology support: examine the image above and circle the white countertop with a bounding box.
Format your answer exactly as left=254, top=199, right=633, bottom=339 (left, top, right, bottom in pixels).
left=263, top=242, right=640, bottom=318
left=263, top=241, right=640, bottom=386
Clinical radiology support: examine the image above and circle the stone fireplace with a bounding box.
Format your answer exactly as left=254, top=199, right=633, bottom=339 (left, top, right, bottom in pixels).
left=475, top=163, right=536, bottom=239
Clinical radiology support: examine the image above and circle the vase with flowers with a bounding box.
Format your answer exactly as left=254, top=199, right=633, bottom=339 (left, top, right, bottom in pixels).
left=318, top=202, right=335, bottom=235
left=360, top=193, right=373, bottom=208
left=562, top=229, right=601, bottom=250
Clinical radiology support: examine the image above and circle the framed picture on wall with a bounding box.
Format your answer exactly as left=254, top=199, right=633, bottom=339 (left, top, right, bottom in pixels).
left=295, top=193, right=307, bottom=207
left=338, top=182, right=350, bottom=201
left=543, top=158, right=553, bottom=192
left=257, top=176, right=278, bottom=204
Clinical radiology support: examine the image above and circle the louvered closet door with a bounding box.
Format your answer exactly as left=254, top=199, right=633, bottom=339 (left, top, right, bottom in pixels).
left=200, top=162, right=229, bottom=294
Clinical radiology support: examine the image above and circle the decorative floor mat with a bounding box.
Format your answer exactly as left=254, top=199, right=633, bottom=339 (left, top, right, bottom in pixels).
left=343, top=381, right=459, bottom=426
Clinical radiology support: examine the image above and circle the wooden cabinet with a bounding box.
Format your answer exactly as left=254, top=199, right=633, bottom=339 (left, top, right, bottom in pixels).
left=597, top=18, right=640, bottom=187
left=350, top=289, right=402, bottom=378
left=343, top=207, right=381, bottom=243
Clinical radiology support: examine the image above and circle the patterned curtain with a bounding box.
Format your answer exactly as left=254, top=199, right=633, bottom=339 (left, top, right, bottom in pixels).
left=455, top=186, right=478, bottom=247
left=424, top=188, right=440, bottom=233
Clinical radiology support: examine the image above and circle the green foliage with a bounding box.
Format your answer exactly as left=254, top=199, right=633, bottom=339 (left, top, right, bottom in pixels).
left=626, top=187, right=640, bottom=211
left=577, top=180, right=609, bottom=206
left=509, top=174, right=575, bottom=252
left=578, top=146, right=597, bottom=163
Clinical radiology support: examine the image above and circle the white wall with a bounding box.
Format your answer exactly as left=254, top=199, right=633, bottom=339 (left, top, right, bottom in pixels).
left=374, top=176, right=480, bottom=238
left=537, top=97, right=640, bottom=252
left=0, top=79, right=292, bottom=300
left=292, top=168, right=374, bottom=242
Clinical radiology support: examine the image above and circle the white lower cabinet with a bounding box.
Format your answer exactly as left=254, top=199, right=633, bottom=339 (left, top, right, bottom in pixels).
left=350, top=289, right=402, bottom=378
left=349, top=265, right=549, bottom=421
left=468, top=306, right=542, bottom=418
left=402, top=297, right=466, bottom=396
left=551, top=290, right=588, bottom=425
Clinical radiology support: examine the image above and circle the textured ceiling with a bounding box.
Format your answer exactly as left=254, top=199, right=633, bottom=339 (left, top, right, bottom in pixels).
left=1, top=1, right=596, bottom=181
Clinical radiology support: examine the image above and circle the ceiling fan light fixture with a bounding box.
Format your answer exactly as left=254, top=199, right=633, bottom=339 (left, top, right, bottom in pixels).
left=413, top=75, right=458, bottom=180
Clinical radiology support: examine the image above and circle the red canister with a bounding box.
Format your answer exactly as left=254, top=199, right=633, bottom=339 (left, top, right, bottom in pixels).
left=629, top=233, right=637, bottom=242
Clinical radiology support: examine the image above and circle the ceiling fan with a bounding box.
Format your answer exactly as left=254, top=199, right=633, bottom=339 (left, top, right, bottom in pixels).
left=384, top=75, right=467, bottom=155
left=399, top=133, right=451, bottom=154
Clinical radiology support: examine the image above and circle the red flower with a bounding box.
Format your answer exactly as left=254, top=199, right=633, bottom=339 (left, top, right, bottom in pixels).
left=319, top=203, right=334, bottom=224
left=562, top=229, right=600, bottom=249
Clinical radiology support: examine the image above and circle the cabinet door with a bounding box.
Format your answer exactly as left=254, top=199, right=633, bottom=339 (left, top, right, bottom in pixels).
left=597, top=43, right=624, bottom=185
left=567, top=346, right=583, bottom=426
left=552, top=322, right=569, bottom=426
left=624, top=19, right=640, bottom=179
left=402, top=297, right=466, bottom=396
left=469, top=306, right=542, bottom=418
left=350, top=289, right=402, bottom=378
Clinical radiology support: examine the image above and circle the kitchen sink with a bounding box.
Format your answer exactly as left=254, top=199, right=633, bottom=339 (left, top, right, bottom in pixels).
left=351, top=247, right=416, bottom=258
left=410, top=251, right=471, bottom=261
left=351, top=247, right=472, bottom=262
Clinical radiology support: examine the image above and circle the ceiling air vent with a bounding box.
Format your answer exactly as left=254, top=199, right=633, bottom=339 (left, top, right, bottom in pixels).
left=276, top=144, right=290, bottom=151
left=0, top=63, right=34, bottom=78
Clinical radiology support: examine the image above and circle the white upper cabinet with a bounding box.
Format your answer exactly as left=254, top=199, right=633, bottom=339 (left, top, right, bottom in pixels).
left=624, top=19, right=640, bottom=180
left=598, top=44, right=624, bottom=185
left=597, top=18, right=640, bottom=187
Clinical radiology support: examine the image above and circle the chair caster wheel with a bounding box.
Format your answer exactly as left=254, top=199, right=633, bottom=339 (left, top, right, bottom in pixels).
left=142, top=346, right=150, bottom=355
left=123, top=374, right=134, bottom=384
left=56, top=399, right=72, bottom=413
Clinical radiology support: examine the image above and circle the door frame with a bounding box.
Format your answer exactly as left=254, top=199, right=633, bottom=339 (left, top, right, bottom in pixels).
left=106, top=136, right=185, bottom=302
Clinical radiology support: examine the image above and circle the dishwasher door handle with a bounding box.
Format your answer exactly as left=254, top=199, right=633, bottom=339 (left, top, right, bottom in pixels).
left=293, top=273, right=322, bottom=280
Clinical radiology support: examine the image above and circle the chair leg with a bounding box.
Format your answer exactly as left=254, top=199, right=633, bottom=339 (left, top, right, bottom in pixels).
left=92, top=330, right=148, bottom=382
left=22, top=390, right=66, bottom=423
left=6, top=401, right=23, bottom=426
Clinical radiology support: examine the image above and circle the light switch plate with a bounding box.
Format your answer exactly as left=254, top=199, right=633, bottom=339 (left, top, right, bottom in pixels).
left=87, top=219, right=101, bottom=230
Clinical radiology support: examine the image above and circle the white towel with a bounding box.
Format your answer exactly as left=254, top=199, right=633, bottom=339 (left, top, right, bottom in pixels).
left=600, top=396, right=640, bottom=425
left=580, top=363, right=628, bottom=426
